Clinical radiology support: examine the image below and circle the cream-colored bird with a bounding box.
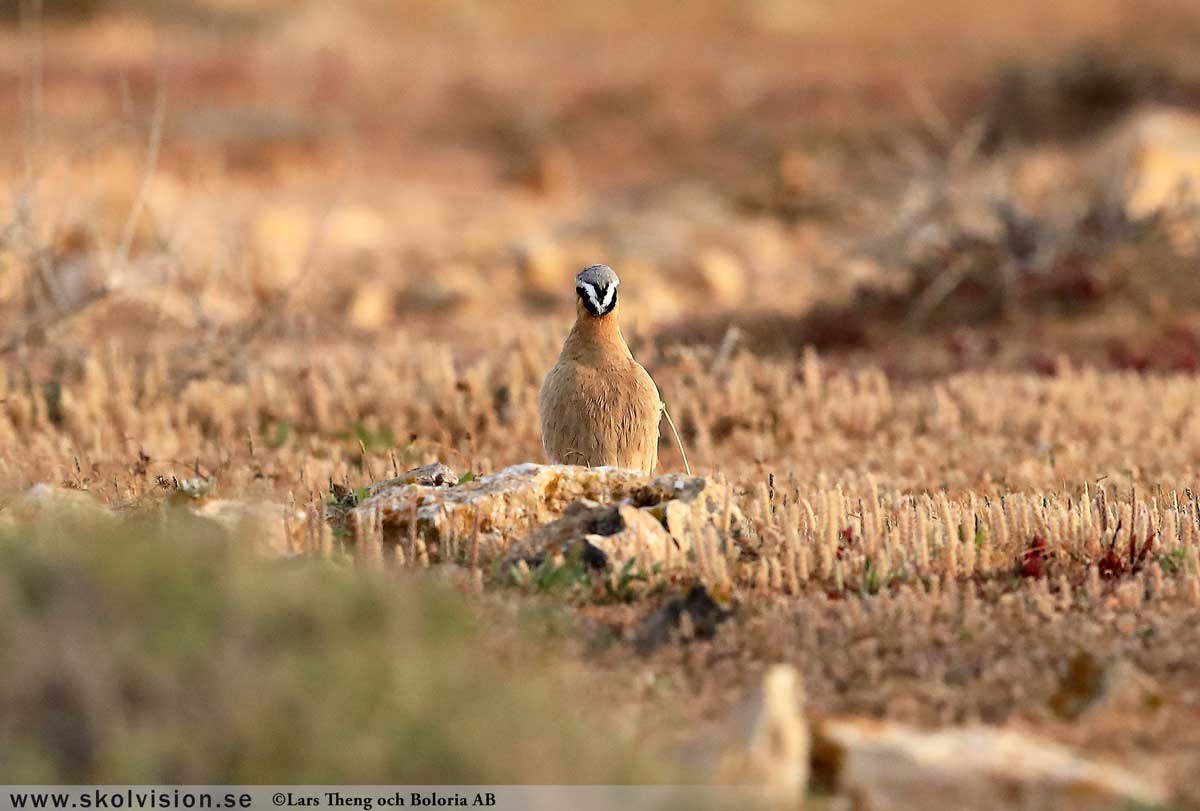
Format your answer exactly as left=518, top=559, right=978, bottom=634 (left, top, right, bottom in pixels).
left=539, top=264, right=662, bottom=473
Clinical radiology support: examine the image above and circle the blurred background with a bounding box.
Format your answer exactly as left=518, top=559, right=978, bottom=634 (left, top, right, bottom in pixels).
left=3, top=0, right=1200, bottom=792
left=2, top=0, right=1198, bottom=373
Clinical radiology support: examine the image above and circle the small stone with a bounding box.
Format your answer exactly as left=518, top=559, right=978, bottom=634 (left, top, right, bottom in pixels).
left=346, top=282, right=394, bottom=331
left=709, top=665, right=810, bottom=801
left=7, top=484, right=115, bottom=529
left=326, top=205, right=388, bottom=255
left=190, top=499, right=306, bottom=558
left=513, top=239, right=566, bottom=299
left=813, top=718, right=1168, bottom=810
left=745, top=665, right=810, bottom=804
left=370, top=463, right=458, bottom=491
left=252, top=204, right=311, bottom=288
left=694, top=248, right=747, bottom=307
left=1121, top=108, right=1200, bottom=219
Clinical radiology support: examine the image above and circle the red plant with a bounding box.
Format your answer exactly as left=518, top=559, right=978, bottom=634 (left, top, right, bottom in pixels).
left=1097, top=546, right=1124, bottom=579
left=835, top=525, right=855, bottom=560
left=1096, top=520, right=1156, bottom=580
left=1019, top=536, right=1048, bottom=578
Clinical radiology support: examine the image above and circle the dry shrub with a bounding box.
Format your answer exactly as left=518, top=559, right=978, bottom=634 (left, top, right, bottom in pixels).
left=0, top=507, right=655, bottom=783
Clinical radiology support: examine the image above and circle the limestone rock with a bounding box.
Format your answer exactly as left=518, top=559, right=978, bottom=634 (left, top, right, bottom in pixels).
left=710, top=664, right=809, bottom=805
left=513, top=239, right=566, bottom=299
left=355, top=463, right=742, bottom=565
left=190, top=499, right=308, bottom=558
left=346, top=282, right=395, bottom=331
left=252, top=204, right=311, bottom=288
left=1120, top=108, right=1200, bottom=220
left=369, top=463, right=458, bottom=491
left=508, top=500, right=677, bottom=572
left=2, top=484, right=115, bottom=531
left=745, top=665, right=810, bottom=804
left=1, top=486, right=303, bottom=559
left=694, top=248, right=747, bottom=307
left=813, top=718, right=1168, bottom=811
left=326, top=205, right=389, bottom=256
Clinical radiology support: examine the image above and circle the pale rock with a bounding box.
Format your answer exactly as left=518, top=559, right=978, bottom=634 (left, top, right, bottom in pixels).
left=695, top=248, right=747, bottom=307
left=716, top=664, right=810, bottom=803
left=814, top=718, right=1168, bottom=810
left=327, top=205, right=389, bottom=255
left=347, top=282, right=394, bottom=331
left=1, top=486, right=302, bottom=559
left=368, top=463, right=458, bottom=491
left=621, top=271, right=685, bottom=324
left=5, top=484, right=115, bottom=530
left=585, top=503, right=676, bottom=566
left=750, top=665, right=810, bottom=805
left=690, top=663, right=813, bottom=811
left=359, top=464, right=646, bottom=554
left=1088, top=104, right=1200, bottom=240
left=1013, top=146, right=1084, bottom=213
left=513, top=239, right=566, bottom=298
left=508, top=501, right=677, bottom=571
left=190, top=498, right=307, bottom=558
left=252, top=204, right=311, bottom=288
left=355, top=463, right=743, bottom=565
left=1120, top=108, right=1200, bottom=219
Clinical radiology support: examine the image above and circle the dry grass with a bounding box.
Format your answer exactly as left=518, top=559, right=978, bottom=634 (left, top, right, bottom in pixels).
left=3, top=0, right=1200, bottom=802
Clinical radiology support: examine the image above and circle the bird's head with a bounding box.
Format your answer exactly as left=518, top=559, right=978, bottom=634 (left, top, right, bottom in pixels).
left=575, top=264, right=620, bottom=318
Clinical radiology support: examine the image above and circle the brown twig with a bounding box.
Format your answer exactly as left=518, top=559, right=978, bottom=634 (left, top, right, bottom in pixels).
left=662, top=401, right=692, bottom=477
left=113, top=72, right=167, bottom=275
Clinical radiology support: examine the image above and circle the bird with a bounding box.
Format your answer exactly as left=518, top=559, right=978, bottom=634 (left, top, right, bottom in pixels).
left=539, top=264, right=662, bottom=474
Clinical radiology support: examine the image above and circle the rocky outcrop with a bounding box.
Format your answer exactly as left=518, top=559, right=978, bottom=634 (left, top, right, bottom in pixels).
left=354, top=463, right=743, bottom=568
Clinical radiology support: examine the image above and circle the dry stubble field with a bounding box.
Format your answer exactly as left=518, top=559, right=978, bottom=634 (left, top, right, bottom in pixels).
left=3, top=0, right=1200, bottom=806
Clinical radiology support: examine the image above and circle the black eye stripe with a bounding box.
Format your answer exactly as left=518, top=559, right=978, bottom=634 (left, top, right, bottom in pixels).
left=575, top=281, right=616, bottom=316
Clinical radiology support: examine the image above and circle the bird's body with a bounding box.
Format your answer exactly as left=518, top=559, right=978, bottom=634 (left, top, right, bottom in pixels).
left=539, top=265, right=661, bottom=474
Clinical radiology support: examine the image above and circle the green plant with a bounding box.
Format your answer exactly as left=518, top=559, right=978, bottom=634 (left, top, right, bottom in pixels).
left=0, top=510, right=654, bottom=784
